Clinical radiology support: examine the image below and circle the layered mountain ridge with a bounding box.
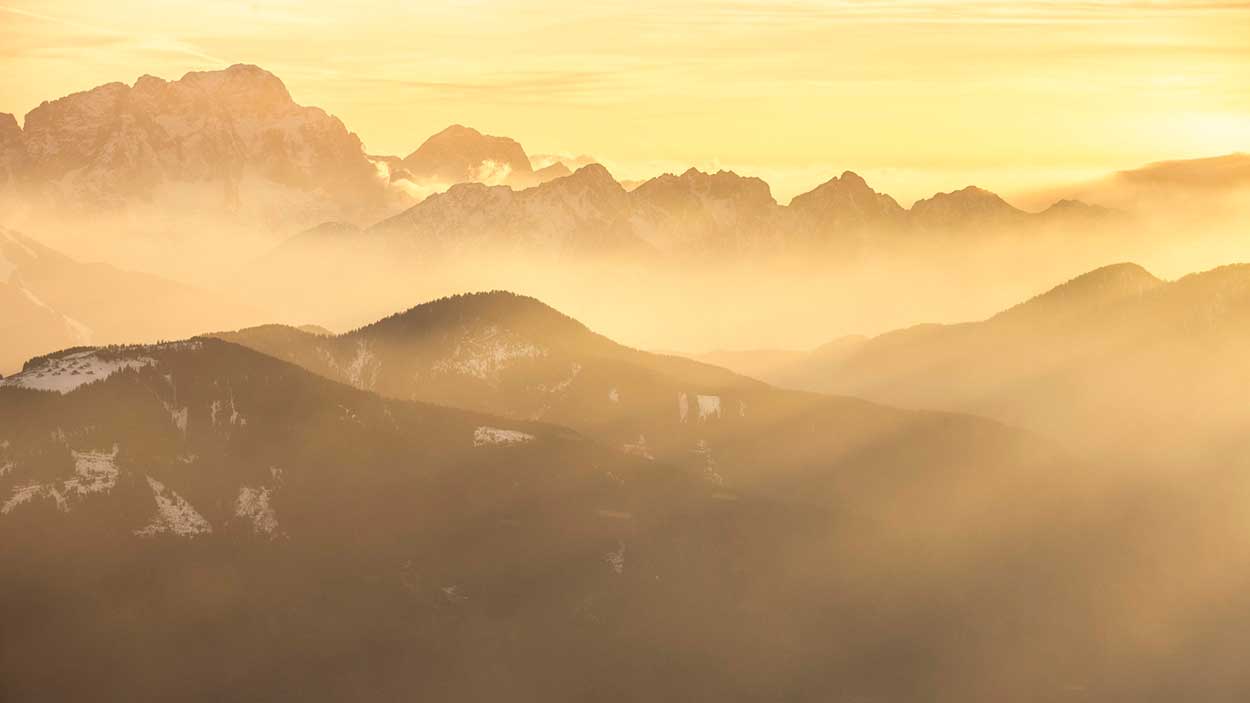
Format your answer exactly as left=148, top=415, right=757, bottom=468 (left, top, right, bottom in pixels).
left=1, top=63, right=1125, bottom=249
left=699, top=261, right=1250, bottom=460
left=2, top=308, right=1101, bottom=702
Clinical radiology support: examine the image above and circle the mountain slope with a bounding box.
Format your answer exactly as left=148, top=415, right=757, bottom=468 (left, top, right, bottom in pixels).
left=212, top=291, right=1071, bottom=507
left=0, top=228, right=265, bottom=375
left=0, top=336, right=1120, bottom=702
left=721, top=262, right=1250, bottom=459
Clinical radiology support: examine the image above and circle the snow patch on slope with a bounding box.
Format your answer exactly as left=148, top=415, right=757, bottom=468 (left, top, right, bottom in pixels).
left=474, top=426, right=535, bottom=447
left=693, top=439, right=725, bottom=486
left=211, top=391, right=247, bottom=428
left=1, top=351, right=153, bottom=394
left=135, top=476, right=212, bottom=537
left=604, top=540, right=626, bottom=574
left=433, top=325, right=546, bottom=385
left=164, top=402, right=189, bottom=435
left=344, top=340, right=378, bottom=389
left=696, top=395, right=722, bottom=420
left=622, top=434, right=654, bottom=460
left=235, top=485, right=281, bottom=537
left=536, top=362, right=581, bottom=393
left=1, top=444, right=120, bottom=515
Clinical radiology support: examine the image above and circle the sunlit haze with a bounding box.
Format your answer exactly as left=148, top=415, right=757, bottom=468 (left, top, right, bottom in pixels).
left=3, top=5, right=1250, bottom=701
left=3, top=0, right=1248, bottom=203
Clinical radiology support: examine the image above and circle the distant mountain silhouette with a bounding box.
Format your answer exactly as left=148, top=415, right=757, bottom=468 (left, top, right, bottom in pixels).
left=1116, top=152, right=1250, bottom=189
left=909, top=186, right=1027, bottom=229
left=532, top=160, right=572, bottom=181
left=710, top=262, right=1250, bottom=460
left=348, top=165, right=1114, bottom=263
left=1027, top=152, right=1250, bottom=210
left=789, top=171, right=906, bottom=230
left=0, top=228, right=263, bottom=374
left=402, top=124, right=533, bottom=184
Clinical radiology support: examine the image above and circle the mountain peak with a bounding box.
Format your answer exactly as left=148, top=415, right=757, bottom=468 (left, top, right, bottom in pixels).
left=995, top=262, right=1163, bottom=322
left=787, top=170, right=904, bottom=227
left=533, top=161, right=572, bottom=180
left=1040, top=198, right=1115, bottom=219
left=0, top=112, right=20, bottom=143
left=355, top=290, right=591, bottom=343
left=177, top=63, right=293, bottom=107
left=403, top=124, right=533, bottom=183
left=434, top=124, right=483, bottom=139
left=909, top=185, right=1023, bottom=227
left=14, top=64, right=383, bottom=220
left=554, top=162, right=618, bottom=188
left=634, top=167, right=775, bottom=206
left=836, top=170, right=868, bottom=187
left=795, top=170, right=881, bottom=199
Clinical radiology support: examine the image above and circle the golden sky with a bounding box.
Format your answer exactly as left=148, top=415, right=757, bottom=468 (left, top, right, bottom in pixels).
left=2, top=0, right=1249, bottom=203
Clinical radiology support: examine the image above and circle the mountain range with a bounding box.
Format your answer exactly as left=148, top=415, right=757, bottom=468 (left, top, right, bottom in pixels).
left=694, top=262, right=1250, bottom=461
left=211, top=291, right=1047, bottom=503
left=6, top=277, right=1250, bottom=699
left=0, top=66, right=589, bottom=233
left=3, top=300, right=1100, bottom=702
left=1, top=63, right=1133, bottom=247
left=262, top=162, right=1121, bottom=278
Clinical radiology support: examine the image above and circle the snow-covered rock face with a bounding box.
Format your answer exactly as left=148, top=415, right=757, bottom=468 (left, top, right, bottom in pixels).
left=473, top=426, right=535, bottom=447
left=0, top=350, right=154, bottom=394
left=10, top=64, right=387, bottom=224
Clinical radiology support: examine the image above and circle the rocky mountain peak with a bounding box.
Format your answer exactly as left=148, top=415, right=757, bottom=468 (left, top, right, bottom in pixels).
left=909, top=185, right=1023, bottom=228
left=9, top=64, right=385, bottom=223
left=633, top=168, right=776, bottom=210
left=176, top=63, right=294, bottom=109
left=403, top=124, right=533, bottom=184
left=787, top=170, right=905, bottom=229
left=549, top=162, right=621, bottom=192
left=0, top=113, right=20, bottom=142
